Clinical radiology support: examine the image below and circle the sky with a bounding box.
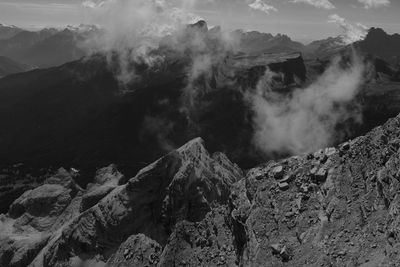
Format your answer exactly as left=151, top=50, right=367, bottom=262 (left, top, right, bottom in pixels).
left=0, top=0, right=399, bottom=42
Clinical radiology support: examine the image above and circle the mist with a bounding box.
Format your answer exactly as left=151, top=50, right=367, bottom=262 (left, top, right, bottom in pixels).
left=81, top=0, right=209, bottom=85
left=249, top=51, right=366, bottom=156
left=328, top=14, right=368, bottom=44
left=80, top=1, right=369, bottom=159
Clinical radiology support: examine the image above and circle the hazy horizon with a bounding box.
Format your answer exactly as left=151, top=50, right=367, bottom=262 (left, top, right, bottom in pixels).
left=0, top=0, right=399, bottom=43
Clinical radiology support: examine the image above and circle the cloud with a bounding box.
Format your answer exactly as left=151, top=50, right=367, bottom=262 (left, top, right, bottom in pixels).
left=82, top=0, right=104, bottom=9
left=328, top=14, right=367, bottom=44
left=248, top=0, right=278, bottom=14
left=291, top=0, right=335, bottom=9
left=249, top=51, right=365, bottom=156
left=81, top=0, right=206, bottom=85
left=358, top=0, right=390, bottom=9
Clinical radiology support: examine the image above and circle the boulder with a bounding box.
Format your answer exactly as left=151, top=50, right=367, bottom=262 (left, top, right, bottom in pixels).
left=272, top=165, right=284, bottom=179
left=106, top=234, right=162, bottom=267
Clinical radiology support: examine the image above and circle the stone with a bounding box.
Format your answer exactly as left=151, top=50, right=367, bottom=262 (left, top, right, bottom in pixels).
left=280, top=246, right=292, bottom=262
left=315, top=168, right=328, bottom=182
left=280, top=174, right=294, bottom=183
left=325, top=147, right=337, bottom=157
left=340, top=142, right=350, bottom=151
left=270, top=244, right=282, bottom=254
left=272, top=166, right=284, bottom=179
left=310, top=167, right=318, bottom=176
left=94, top=164, right=124, bottom=186
left=278, top=182, right=290, bottom=191
left=107, top=234, right=162, bottom=266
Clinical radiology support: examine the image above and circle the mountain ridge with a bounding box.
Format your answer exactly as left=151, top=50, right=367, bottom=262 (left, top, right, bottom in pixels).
left=2, top=110, right=400, bottom=265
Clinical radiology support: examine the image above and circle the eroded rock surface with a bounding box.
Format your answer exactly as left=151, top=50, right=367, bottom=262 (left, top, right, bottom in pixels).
left=4, top=114, right=400, bottom=266
left=0, top=137, right=243, bottom=266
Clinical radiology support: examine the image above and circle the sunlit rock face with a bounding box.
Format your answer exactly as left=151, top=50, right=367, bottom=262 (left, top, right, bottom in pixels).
left=0, top=137, right=243, bottom=266
left=4, top=113, right=400, bottom=266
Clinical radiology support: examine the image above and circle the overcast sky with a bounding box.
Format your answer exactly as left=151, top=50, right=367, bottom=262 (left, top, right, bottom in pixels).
left=0, top=0, right=399, bottom=42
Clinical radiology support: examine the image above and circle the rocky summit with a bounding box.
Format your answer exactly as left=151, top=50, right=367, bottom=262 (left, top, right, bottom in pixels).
left=0, top=138, right=243, bottom=266
left=2, top=113, right=400, bottom=266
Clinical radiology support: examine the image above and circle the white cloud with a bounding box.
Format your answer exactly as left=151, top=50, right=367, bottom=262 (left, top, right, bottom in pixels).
left=291, top=0, right=335, bottom=9
left=248, top=0, right=278, bottom=14
left=328, top=14, right=367, bottom=44
left=82, top=0, right=103, bottom=9
left=250, top=52, right=365, bottom=155
left=81, top=0, right=205, bottom=84
left=358, top=0, right=390, bottom=9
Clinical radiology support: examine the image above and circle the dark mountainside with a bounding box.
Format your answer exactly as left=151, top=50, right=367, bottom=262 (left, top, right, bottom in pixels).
left=0, top=56, right=32, bottom=77
left=0, top=25, right=398, bottom=180
left=0, top=21, right=400, bottom=266
left=355, top=28, right=400, bottom=65
left=0, top=21, right=311, bottom=183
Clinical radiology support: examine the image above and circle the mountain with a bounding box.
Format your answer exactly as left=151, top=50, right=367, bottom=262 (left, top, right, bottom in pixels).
left=355, top=28, right=400, bottom=65
left=0, top=22, right=399, bottom=184
left=3, top=112, right=400, bottom=265
left=0, top=56, right=33, bottom=77
left=0, top=28, right=58, bottom=63
left=0, top=50, right=305, bottom=181
left=0, top=23, right=22, bottom=40
left=0, top=25, right=97, bottom=68
left=234, top=30, right=305, bottom=54
left=20, top=28, right=88, bottom=68
left=0, top=18, right=400, bottom=266
left=305, top=28, right=400, bottom=64
left=303, top=36, right=346, bottom=59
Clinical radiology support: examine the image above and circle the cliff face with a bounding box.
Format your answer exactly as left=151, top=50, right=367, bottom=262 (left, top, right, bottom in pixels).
left=2, top=113, right=400, bottom=266
left=0, top=138, right=243, bottom=266
left=355, top=28, right=400, bottom=65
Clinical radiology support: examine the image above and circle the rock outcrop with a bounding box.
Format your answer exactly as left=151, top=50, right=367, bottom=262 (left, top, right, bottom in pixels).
left=228, top=113, right=400, bottom=266
left=0, top=137, right=243, bottom=266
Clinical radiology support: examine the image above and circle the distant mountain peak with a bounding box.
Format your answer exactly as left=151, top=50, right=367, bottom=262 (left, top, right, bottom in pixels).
left=65, top=24, right=100, bottom=33
left=0, top=23, right=18, bottom=28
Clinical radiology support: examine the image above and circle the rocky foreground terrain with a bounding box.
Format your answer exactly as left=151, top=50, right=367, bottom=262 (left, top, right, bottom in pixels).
left=2, top=111, right=400, bottom=266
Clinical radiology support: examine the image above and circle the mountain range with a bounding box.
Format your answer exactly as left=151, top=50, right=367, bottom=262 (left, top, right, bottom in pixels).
left=0, top=18, right=400, bottom=266
left=0, top=22, right=398, bottom=180
left=0, top=23, right=22, bottom=40
left=0, top=24, right=98, bottom=68
left=0, top=22, right=344, bottom=73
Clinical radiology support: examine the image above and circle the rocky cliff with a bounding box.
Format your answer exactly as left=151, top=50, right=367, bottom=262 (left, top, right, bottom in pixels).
left=3, top=112, right=400, bottom=266
left=0, top=138, right=243, bottom=266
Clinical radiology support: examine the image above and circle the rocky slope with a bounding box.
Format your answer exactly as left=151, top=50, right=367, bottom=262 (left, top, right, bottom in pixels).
left=3, top=112, right=400, bottom=266
left=0, top=138, right=243, bottom=266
